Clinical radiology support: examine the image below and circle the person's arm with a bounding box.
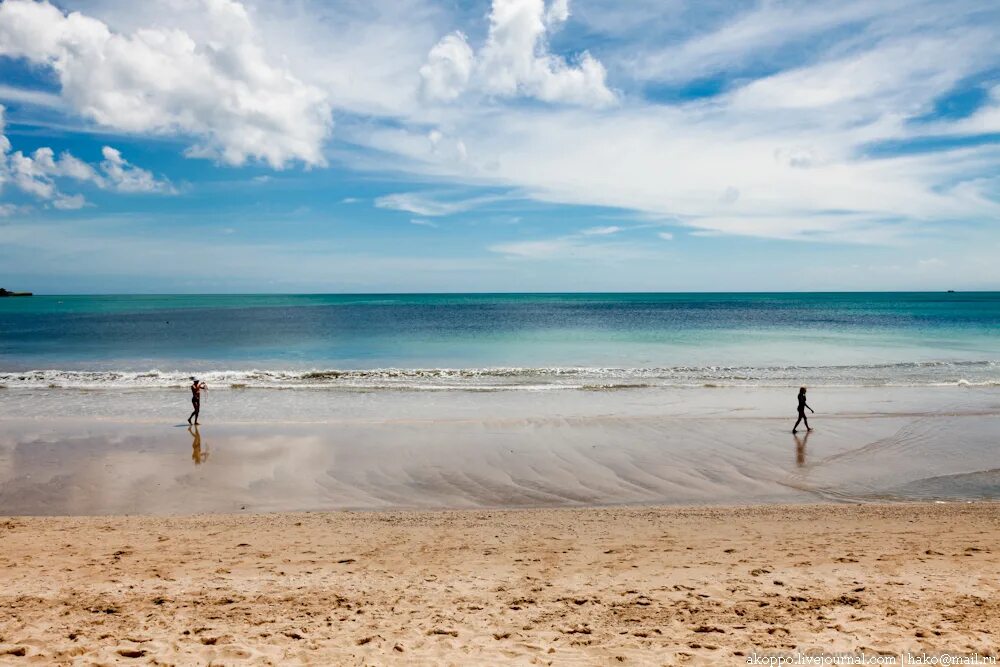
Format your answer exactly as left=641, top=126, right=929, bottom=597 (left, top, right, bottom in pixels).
left=806, top=402, right=814, bottom=413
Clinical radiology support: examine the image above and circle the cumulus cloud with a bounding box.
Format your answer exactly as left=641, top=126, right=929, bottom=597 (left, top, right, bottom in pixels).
left=419, top=32, right=475, bottom=103
left=0, top=106, right=171, bottom=208
left=421, top=0, right=615, bottom=107
left=0, top=0, right=332, bottom=168
left=98, top=147, right=173, bottom=194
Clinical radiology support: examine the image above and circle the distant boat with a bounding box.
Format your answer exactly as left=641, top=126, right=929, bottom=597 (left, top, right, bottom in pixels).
left=947, top=290, right=956, bottom=293
left=0, top=288, right=32, bottom=297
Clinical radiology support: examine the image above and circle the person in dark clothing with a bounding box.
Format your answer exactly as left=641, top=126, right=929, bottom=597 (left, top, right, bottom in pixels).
left=187, top=377, right=207, bottom=425
left=792, top=386, right=813, bottom=433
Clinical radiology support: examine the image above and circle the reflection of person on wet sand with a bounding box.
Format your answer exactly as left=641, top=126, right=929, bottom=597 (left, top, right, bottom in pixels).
left=187, top=377, right=207, bottom=425
left=793, top=430, right=809, bottom=467
left=792, top=386, right=814, bottom=433
left=189, top=425, right=208, bottom=465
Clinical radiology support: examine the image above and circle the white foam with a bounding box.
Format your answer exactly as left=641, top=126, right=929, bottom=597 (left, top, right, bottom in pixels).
left=0, top=361, right=997, bottom=391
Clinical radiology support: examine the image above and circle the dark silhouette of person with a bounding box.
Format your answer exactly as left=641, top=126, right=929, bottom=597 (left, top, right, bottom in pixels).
left=189, top=424, right=208, bottom=464
left=792, top=386, right=814, bottom=433
left=187, top=377, right=207, bottom=425
left=793, top=430, right=809, bottom=467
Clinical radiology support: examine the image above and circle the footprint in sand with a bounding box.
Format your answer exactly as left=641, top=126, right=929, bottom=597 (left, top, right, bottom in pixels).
left=116, top=648, right=147, bottom=658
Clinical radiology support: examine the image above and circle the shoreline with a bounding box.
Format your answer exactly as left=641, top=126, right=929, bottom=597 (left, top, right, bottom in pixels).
left=2, top=503, right=998, bottom=664
left=3, top=496, right=1000, bottom=520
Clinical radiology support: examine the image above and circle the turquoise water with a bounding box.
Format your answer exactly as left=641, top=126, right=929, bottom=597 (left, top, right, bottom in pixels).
left=1, top=292, right=997, bottom=388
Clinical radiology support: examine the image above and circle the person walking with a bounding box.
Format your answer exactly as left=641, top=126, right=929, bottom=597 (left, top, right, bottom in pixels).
left=792, top=386, right=813, bottom=433
left=187, top=377, right=207, bottom=425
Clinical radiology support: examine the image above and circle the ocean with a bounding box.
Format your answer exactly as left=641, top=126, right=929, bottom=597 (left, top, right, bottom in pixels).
left=1, top=292, right=998, bottom=389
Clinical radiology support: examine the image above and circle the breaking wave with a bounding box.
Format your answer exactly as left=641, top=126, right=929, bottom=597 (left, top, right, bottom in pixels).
left=1, top=361, right=997, bottom=391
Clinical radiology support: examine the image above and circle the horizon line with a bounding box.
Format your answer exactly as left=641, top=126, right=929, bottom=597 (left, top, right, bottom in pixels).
left=7, top=290, right=996, bottom=297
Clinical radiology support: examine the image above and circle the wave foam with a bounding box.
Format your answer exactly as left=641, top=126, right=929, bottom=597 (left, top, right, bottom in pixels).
left=1, top=362, right=997, bottom=391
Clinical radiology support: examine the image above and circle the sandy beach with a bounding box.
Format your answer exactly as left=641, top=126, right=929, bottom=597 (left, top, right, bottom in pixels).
left=1, top=503, right=998, bottom=664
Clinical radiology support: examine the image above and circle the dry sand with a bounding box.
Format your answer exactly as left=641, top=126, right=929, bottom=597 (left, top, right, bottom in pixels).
left=1, top=503, right=998, bottom=665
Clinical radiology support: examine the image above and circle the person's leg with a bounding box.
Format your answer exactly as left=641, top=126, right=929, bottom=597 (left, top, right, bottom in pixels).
left=793, top=413, right=803, bottom=432
left=804, top=414, right=811, bottom=431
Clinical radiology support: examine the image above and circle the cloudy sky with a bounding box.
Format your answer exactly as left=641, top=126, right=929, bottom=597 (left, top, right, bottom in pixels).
left=0, top=0, right=998, bottom=293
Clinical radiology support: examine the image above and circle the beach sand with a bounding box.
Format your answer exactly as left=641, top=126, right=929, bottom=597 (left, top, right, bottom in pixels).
left=1, top=503, right=998, bottom=664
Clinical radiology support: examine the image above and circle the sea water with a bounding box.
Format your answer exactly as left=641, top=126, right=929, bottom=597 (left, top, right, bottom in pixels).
left=1, top=292, right=998, bottom=390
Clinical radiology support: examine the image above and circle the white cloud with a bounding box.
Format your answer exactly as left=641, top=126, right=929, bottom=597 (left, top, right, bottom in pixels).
left=729, top=35, right=987, bottom=115
left=6, top=150, right=56, bottom=199
left=359, top=0, right=1000, bottom=245
left=489, top=238, right=573, bottom=258
left=421, top=0, right=615, bottom=107
left=0, top=0, right=332, bottom=168
left=1, top=106, right=171, bottom=206
left=657, top=231, right=673, bottom=241
left=99, top=147, right=173, bottom=194
left=374, top=192, right=504, bottom=216
left=544, top=0, right=569, bottom=26
left=492, top=222, right=646, bottom=260
left=625, top=0, right=955, bottom=85
left=2, top=0, right=999, bottom=256
left=419, top=32, right=475, bottom=102
left=0, top=84, right=65, bottom=110
left=581, top=225, right=622, bottom=235
left=489, top=235, right=645, bottom=261
left=52, top=193, right=87, bottom=210
left=410, top=218, right=439, bottom=227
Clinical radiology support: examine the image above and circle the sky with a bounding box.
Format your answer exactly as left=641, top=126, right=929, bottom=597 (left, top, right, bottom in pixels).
left=0, top=0, right=998, bottom=293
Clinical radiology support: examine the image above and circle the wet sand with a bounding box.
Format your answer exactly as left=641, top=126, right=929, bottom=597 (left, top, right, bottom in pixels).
left=2, top=386, right=1000, bottom=513
left=1, top=503, right=998, bottom=664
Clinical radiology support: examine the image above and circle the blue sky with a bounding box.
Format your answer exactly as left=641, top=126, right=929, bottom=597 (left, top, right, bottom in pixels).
left=0, top=0, right=998, bottom=293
